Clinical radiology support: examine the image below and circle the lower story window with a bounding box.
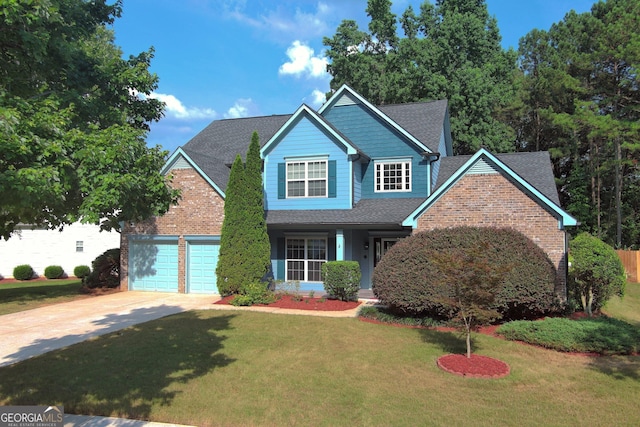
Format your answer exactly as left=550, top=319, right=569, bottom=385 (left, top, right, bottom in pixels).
left=286, top=237, right=327, bottom=282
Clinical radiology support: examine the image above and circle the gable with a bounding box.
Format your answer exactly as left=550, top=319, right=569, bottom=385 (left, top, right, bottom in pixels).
left=404, top=149, right=577, bottom=229
left=162, top=148, right=224, bottom=198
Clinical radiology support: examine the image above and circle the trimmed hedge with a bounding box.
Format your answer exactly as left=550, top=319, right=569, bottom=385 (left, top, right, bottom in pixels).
left=372, top=227, right=559, bottom=320
left=44, top=265, right=64, bottom=279
left=322, top=261, right=361, bottom=301
left=13, top=264, right=34, bottom=281
left=73, top=265, right=91, bottom=279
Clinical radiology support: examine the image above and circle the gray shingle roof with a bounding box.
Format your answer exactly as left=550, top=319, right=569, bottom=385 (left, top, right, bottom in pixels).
left=182, top=114, right=291, bottom=191
left=436, top=151, right=561, bottom=205
left=379, top=100, right=448, bottom=153
left=265, top=198, right=426, bottom=227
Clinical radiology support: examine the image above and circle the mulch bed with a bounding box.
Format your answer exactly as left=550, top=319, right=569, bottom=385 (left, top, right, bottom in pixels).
left=215, top=294, right=361, bottom=311
left=437, top=354, right=510, bottom=378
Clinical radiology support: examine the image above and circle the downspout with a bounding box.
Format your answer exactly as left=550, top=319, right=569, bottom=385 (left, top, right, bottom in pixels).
left=422, top=152, right=441, bottom=197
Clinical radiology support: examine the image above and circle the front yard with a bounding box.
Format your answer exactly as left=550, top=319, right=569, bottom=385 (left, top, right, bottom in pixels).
left=0, top=279, right=86, bottom=315
left=0, top=285, right=638, bottom=426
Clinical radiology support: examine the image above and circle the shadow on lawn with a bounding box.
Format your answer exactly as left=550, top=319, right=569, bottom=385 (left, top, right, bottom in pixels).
left=587, top=355, right=640, bottom=381
left=0, top=310, right=236, bottom=420
left=417, top=327, right=482, bottom=355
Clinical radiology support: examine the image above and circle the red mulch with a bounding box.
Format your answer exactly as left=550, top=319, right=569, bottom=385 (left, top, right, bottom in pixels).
left=437, top=354, right=510, bottom=378
left=215, top=294, right=361, bottom=311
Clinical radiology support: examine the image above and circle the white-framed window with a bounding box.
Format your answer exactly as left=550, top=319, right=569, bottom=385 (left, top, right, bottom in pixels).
left=286, top=237, right=327, bottom=282
left=76, top=241, right=84, bottom=253
left=375, top=159, right=411, bottom=192
left=287, top=159, right=327, bottom=198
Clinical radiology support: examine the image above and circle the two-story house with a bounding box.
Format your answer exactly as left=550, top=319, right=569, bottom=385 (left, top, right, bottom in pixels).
left=120, top=85, right=576, bottom=298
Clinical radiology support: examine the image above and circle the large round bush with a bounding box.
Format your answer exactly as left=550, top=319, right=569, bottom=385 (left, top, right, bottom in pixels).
left=372, top=227, right=559, bottom=320
left=13, top=264, right=34, bottom=281
left=44, top=265, right=64, bottom=279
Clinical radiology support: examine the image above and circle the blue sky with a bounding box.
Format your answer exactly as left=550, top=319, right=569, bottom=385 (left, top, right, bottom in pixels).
left=112, top=0, right=596, bottom=154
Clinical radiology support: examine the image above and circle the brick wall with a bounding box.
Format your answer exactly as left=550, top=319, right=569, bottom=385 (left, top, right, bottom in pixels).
left=415, top=173, right=568, bottom=297
left=120, top=167, right=225, bottom=292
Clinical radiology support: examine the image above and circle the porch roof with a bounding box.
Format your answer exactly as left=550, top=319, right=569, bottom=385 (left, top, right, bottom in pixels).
left=265, top=198, right=425, bottom=228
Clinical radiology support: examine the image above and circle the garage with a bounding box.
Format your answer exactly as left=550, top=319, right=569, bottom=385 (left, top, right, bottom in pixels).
left=187, top=239, right=220, bottom=294
left=129, top=238, right=179, bottom=292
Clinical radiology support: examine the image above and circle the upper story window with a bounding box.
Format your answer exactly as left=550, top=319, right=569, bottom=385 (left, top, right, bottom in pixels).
left=287, top=159, right=327, bottom=198
left=375, top=159, right=411, bottom=192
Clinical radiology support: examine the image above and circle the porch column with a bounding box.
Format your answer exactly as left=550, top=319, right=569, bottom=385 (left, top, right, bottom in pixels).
left=336, top=229, right=345, bottom=261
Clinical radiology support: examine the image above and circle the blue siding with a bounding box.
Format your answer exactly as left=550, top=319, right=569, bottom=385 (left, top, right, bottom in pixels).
left=264, top=115, right=351, bottom=210
left=323, top=104, right=429, bottom=199
left=353, top=161, right=362, bottom=204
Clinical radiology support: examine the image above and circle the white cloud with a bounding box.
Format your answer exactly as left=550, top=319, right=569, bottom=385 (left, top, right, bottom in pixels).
left=308, top=89, right=327, bottom=108
left=224, top=1, right=333, bottom=40
left=224, top=98, right=256, bottom=119
left=149, top=92, right=218, bottom=121
left=279, top=41, right=329, bottom=79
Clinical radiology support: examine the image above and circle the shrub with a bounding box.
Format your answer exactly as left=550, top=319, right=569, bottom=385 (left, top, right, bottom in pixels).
left=73, top=265, right=91, bottom=279
left=230, top=281, right=276, bottom=306
left=44, top=265, right=64, bottom=279
left=498, top=317, right=640, bottom=355
left=322, top=261, right=361, bottom=302
left=372, top=227, right=558, bottom=320
left=568, top=232, right=625, bottom=316
left=83, top=248, right=120, bottom=289
left=13, top=264, right=34, bottom=281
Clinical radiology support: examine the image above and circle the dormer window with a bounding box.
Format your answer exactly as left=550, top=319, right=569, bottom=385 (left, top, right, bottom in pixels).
left=286, top=158, right=327, bottom=198
left=375, top=159, right=411, bottom=192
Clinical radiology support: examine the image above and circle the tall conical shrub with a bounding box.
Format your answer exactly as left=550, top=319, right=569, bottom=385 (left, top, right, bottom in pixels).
left=216, top=132, right=271, bottom=295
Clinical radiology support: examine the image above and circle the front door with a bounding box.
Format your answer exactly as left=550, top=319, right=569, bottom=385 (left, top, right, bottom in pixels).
left=373, top=237, right=400, bottom=267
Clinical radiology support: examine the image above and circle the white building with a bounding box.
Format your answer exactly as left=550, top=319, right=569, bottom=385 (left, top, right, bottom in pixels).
left=0, top=223, right=120, bottom=279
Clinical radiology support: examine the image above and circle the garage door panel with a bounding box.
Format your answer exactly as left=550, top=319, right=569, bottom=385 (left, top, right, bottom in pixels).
left=130, top=241, right=178, bottom=292
left=187, top=241, right=219, bottom=294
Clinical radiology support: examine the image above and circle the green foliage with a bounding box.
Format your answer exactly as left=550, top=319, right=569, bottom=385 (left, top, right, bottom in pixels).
left=498, top=317, right=640, bottom=355
left=324, top=0, right=517, bottom=154
left=513, top=0, right=640, bottom=248
left=230, top=282, right=276, bottom=307
left=12, top=264, right=34, bottom=281
left=216, top=132, right=271, bottom=296
left=73, top=265, right=91, bottom=279
left=44, top=265, right=64, bottom=279
left=0, top=1, right=178, bottom=239
left=372, top=227, right=558, bottom=320
left=569, top=233, right=626, bottom=316
left=322, top=261, right=361, bottom=302
left=431, top=243, right=505, bottom=357
left=358, top=306, right=443, bottom=328
left=83, top=248, right=120, bottom=289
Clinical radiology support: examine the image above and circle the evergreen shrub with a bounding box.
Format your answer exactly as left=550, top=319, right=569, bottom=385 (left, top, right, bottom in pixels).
left=83, top=248, right=120, bottom=288
left=13, top=264, right=34, bottom=281
left=372, top=227, right=558, bottom=320
left=568, top=232, right=625, bottom=315
left=73, top=265, right=91, bottom=279
left=230, top=281, right=276, bottom=306
left=44, top=265, right=64, bottom=279
left=322, top=261, right=361, bottom=301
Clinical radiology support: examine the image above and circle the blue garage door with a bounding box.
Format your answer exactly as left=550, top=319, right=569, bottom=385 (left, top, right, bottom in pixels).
left=129, top=240, right=179, bottom=292
left=187, top=241, right=220, bottom=294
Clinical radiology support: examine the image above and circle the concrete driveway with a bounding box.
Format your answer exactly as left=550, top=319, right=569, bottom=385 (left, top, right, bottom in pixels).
left=0, top=291, right=217, bottom=368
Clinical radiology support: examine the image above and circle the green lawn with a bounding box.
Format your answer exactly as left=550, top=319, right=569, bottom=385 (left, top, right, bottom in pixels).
left=603, top=282, right=640, bottom=327
left=0, top=279, right=85, bottom=315
left=0, top=287, right=638, bottom=427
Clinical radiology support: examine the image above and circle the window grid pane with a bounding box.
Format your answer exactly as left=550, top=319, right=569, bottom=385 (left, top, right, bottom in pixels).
left=375, top=161, right=411, bottom=192
left=286, top=160, right=327, bottom=198
left=286, top=237, right=327, bottom=282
